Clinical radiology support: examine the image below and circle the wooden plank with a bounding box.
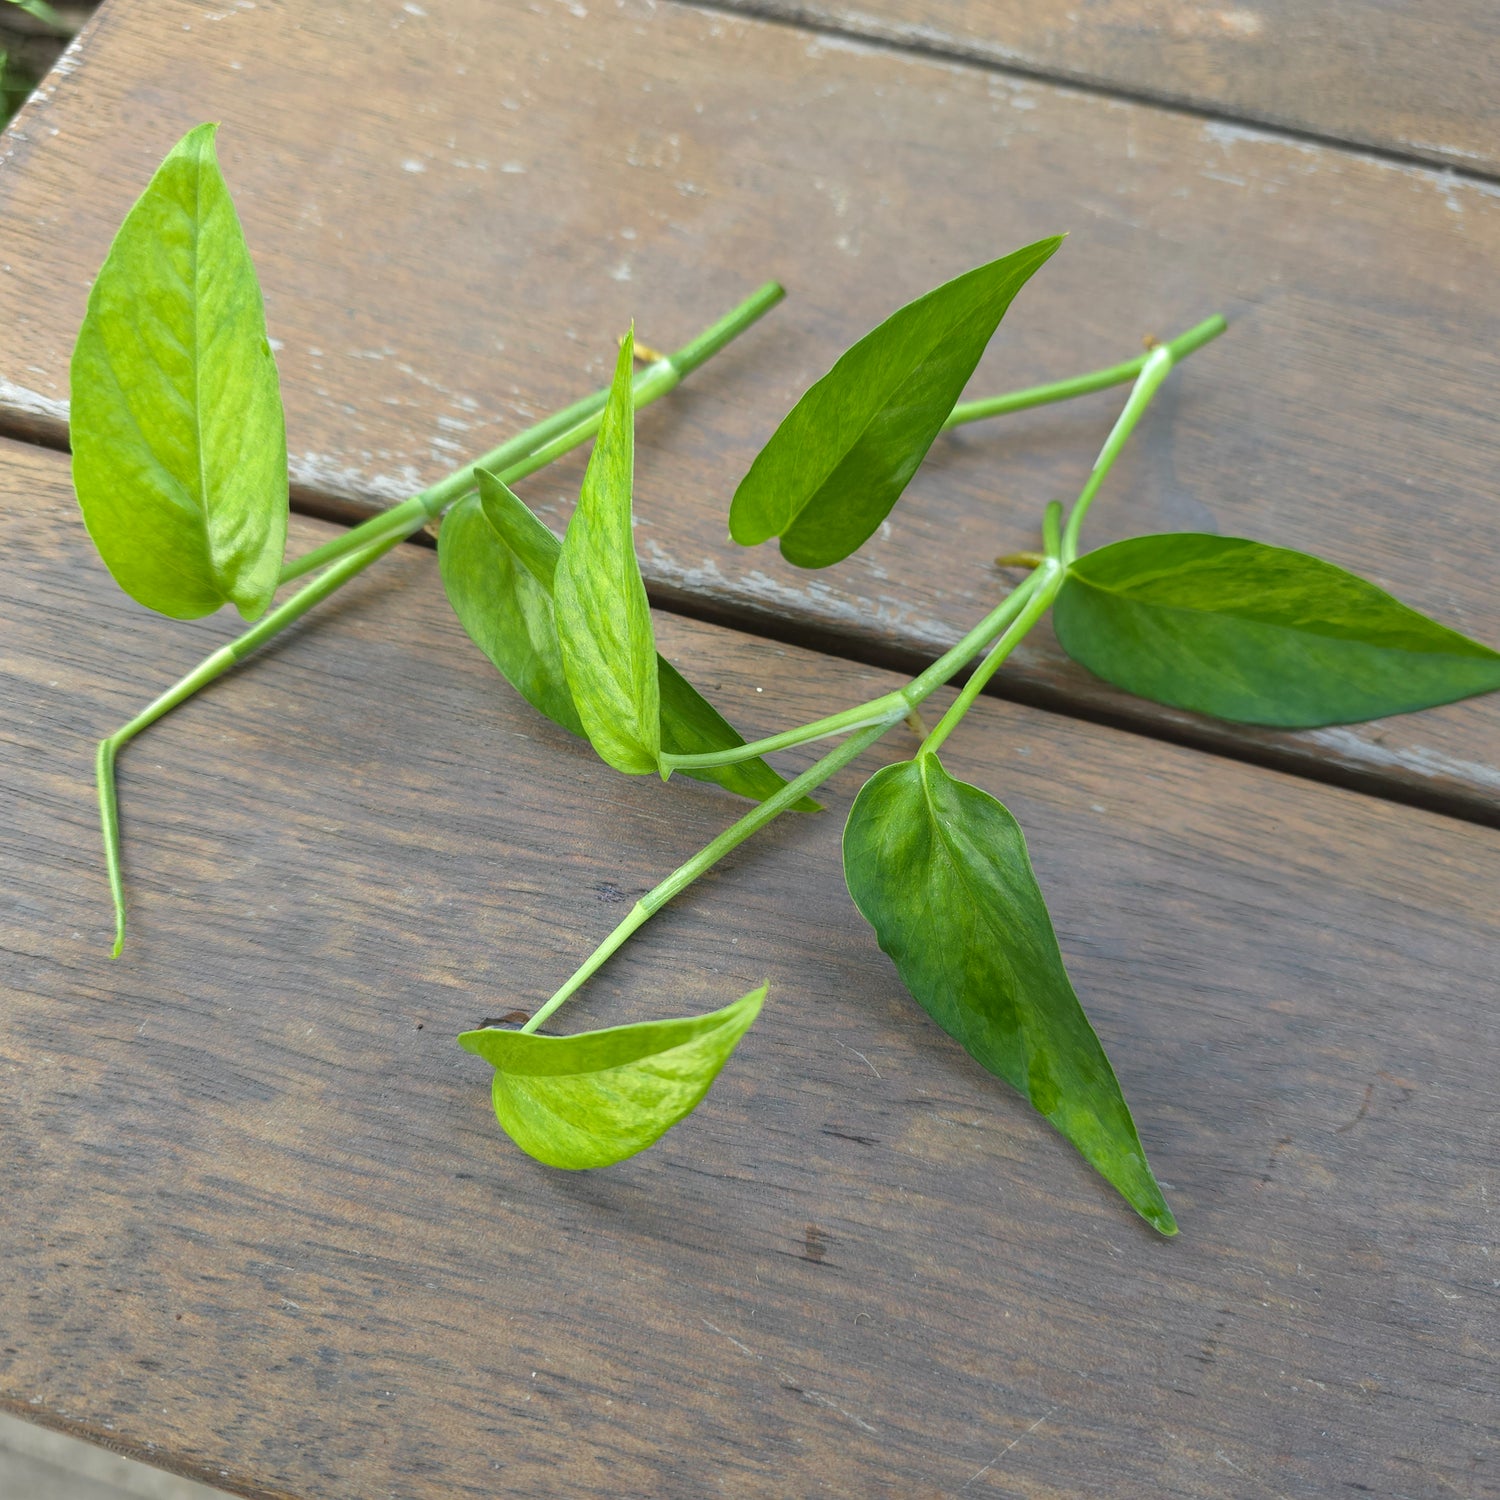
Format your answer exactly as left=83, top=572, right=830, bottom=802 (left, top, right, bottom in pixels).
left=4, top=437, right=1496, bottom=1499
left=0, top=0, right=1496, bottom=823
left=712, top=1, right=1500, bottom=177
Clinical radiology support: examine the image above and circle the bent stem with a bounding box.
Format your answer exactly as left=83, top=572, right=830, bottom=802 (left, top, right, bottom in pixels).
left=97, top=531, right=409, bottom=956
left=96, top=283, right=787, bottom=954
left=280, top=281, right=787, bottom=583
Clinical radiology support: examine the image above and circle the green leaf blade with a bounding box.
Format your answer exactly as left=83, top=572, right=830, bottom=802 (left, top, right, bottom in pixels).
left=1054, top=534, right=1500, bottom=727
left=843, top=755, right=1174, bottom=1233
left=553, top=331, right=661, bottom=773
left=656, top=658, right=820, bottom=810
left=69, top=123, right=288, bottom=621
left=439, top=488, right=584, bottom=736
left=452, top=465, right=810, bottom=803
left=458, top=987, right=766, bottom=1168
left=729, top=239, right=1061, bottom=569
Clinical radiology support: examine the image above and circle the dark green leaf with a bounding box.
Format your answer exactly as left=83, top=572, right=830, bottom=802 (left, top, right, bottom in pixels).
left=70, top=123, right=288, bottom=621
left=554, top=330, right=661, bottom=773
left=729, top=239, right=1061, bottom=569
left=843, top=754, right=1174, bottom=1233
left=1054, top=534, right=1500, bottom=727
left=439, top=488, right=584, bottom=736
left=655, top=659, right=819, bottom=811
left=445, top=466, right=815, bottom=807
left=457, top=987, right=765, bottom=1168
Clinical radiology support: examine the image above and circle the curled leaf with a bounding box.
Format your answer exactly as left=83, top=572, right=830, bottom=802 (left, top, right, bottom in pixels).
left=441, top=468, right=816, bottom=806
left=458, top=987, right=766, bottom=1168
left=554, top=329, right=662, bottom=774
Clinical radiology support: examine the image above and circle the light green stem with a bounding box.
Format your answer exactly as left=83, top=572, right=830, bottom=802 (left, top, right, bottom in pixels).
left=944, top=314, right=1226, bottom=430
left=97, top=532, right=408, bottom=957
left=97, top=283, right=786, bottom=953
left=280, top=281, right=786, bottom=583
left=522, top=717, right=894, bottom=1034
left=531, top=569, right=1051, bottom=1023
left=1060, top=343, right=1174, bottom=564
left=919, top=562, right=1062, bottom=758
left=658, top=567, right=1047, bottom=776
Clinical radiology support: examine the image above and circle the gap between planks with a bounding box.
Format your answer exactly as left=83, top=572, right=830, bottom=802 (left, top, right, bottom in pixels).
left=2, top=416, right=1494, bottom=834
left=676, top=0, right=1500, bottom=188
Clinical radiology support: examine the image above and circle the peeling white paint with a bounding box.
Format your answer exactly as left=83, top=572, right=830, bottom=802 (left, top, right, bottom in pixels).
left=0, top=375, right=68, bottom=427
left=1305, top=727, right=1500, bottom=793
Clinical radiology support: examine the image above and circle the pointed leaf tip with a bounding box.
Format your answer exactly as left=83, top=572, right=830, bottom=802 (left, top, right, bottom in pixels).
left=1055, top=534, right=1500, bottom=727
left=729, top=238, right=1061, bottom=569
left=843, top=754, right=1174, bottom=1231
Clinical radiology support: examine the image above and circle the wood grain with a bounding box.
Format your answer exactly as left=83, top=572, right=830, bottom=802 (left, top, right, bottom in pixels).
left=0, top=0, right=1497, bottom=822
left=711, top=1, right=1500, bottom=177
left=3, top=438, right=1497, bottom=1498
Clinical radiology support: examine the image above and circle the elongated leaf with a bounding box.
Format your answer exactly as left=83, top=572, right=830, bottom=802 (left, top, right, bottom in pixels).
left=1054, top=534, right=1500, bottom=728
left=729, top=239, right=1061, bottom=569
left=445, top=466, right=815, bottom=807
left=843, top=754, right=1174, bottom=1233
left=554, top=331, right=661, bottom=772
left=70, top=123, right=288, bottom=620
left=458, top=987, right=765, bottom=1168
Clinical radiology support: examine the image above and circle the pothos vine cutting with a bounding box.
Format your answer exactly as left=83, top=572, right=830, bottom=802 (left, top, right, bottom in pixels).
left=72, top=126, right=1500, bottom=1233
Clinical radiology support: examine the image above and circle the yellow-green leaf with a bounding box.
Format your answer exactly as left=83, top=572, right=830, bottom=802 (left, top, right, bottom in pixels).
left=554, top=331, right=661, bottom=773
left=458, top=988, right=765, bottom=1168
left=70, top=123, right=288, bottom=620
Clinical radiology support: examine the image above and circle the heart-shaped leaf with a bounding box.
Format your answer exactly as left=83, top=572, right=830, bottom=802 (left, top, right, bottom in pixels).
left=554, top=329, right=661, bottom=773
left=843, top=753, right=1174, bottom=1233
left=440, top=467, right=816, bottom=807
left=458, top=987, right=766, bottom=1168
left=728, top=238, right=1061, bottom=569
left=1053, top=534, right=1500, bottom=727
left=70, top=123, right=288, bottom=620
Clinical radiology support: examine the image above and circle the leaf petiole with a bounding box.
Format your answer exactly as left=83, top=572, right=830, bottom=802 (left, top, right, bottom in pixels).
left=1059, top=343, right=1177, bottom=564
left=658, top=565, right=1049, bottom=777
left=918, top=561, right=1063, bottom=758
left=522, top=717, right=897, bottom=1035
left=97, top=530, right=408, bottom=956
left=944, top=314, right=1226, bottom=431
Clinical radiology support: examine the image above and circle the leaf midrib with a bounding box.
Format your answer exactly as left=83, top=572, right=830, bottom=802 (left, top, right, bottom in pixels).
left=915, top=756, right=1034, bottom=1091
left=1070, top=568, right=1494, bottom=660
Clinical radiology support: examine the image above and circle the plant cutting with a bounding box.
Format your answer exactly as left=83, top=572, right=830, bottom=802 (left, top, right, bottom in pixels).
left=74, top=125, right=1500, bottom=1233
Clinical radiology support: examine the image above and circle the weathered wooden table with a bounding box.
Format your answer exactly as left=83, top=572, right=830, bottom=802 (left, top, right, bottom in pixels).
left=0, top=3, right=1495, bottom=1496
